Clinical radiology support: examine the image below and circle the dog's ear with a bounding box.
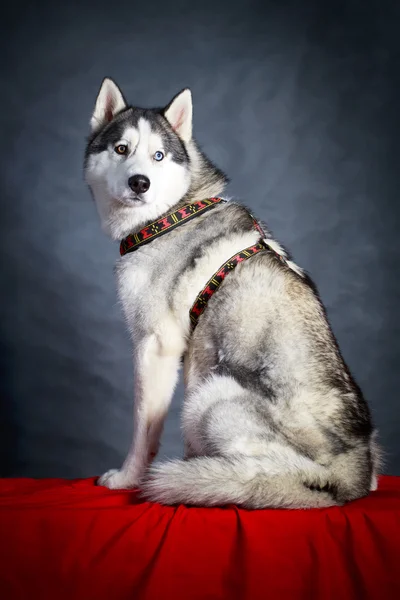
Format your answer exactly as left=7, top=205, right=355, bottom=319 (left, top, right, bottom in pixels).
left=90, top=78, right=127, bottom=133
left=164, top=88, right=192, bottom=142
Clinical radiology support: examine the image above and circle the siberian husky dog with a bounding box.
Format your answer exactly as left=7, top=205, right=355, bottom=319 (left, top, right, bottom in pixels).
left=84, top=78, right=380, bottom=508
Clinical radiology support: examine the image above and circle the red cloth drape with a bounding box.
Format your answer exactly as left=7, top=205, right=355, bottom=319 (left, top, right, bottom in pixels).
left=0, top=475, right=399, bottom=599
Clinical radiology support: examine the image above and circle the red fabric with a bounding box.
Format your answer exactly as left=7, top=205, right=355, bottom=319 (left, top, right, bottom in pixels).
left=0, top=475, right=399, bottom=600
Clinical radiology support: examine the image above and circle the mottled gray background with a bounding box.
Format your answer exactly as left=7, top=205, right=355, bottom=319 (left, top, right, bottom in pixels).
left=1, top=0, right=399, bottom=478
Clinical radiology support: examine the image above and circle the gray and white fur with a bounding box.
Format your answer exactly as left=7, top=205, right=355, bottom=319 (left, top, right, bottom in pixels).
left=84, top=78, right=380, bottom=509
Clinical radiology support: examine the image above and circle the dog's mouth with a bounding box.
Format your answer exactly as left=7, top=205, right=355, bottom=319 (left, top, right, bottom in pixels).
left=116, top=192, right=146, bottom=207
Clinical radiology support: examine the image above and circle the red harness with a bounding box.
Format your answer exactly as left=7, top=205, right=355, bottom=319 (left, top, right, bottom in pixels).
left=119, top=198, right=286, bottom=331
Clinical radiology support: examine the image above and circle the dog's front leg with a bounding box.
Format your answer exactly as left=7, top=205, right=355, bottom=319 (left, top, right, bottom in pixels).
left=98, top=334, right=181, bottom=490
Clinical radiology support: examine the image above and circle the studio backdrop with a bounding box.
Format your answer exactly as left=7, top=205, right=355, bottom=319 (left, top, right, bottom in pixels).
left=0, top=0, right=399, bottom=478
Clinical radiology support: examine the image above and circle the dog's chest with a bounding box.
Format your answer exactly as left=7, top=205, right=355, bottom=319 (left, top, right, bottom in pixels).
left=116, top=252, right=187, bottom=355
left=115, top=252, right=176, bottom=321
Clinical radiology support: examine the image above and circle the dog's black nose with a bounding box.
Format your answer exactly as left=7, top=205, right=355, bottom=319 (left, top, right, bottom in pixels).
left=128, top=175, right=150, bottom=194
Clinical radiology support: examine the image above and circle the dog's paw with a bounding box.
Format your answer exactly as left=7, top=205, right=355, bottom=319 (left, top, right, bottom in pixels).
left=97, top=469, right=138, bottom=490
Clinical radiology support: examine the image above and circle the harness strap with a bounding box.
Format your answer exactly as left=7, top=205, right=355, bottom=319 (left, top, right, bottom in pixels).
left=189, top=241, right=269, bottom=331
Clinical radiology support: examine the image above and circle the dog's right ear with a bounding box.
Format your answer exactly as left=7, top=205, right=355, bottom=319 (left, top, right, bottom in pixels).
left=90, top=78, right=127, bottom=133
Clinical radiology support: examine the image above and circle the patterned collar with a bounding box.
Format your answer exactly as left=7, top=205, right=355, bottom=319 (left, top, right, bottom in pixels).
left=119, top=197, right=226, bottom=256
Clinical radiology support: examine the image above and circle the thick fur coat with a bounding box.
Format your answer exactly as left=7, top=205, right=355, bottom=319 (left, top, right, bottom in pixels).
left=84, top=78, right=380, bottom=508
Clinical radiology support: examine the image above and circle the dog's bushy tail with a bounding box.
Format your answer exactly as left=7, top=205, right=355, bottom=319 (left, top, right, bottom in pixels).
left=140, top=455, right=343, bottom=509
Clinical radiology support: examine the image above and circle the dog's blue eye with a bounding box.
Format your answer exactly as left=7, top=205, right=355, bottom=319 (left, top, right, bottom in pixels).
left=154, top=151, right=164, bottom=161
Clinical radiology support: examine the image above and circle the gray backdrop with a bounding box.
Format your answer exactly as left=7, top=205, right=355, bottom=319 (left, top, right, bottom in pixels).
left=1, top=0, right=399, bottom=478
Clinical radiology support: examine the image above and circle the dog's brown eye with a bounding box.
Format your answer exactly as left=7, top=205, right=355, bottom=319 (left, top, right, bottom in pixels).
left=115, top=144, right=128, bottom=155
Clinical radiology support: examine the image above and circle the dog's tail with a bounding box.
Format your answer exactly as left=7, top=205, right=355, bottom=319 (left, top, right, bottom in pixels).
left=140, top=454, right=354, bottom=509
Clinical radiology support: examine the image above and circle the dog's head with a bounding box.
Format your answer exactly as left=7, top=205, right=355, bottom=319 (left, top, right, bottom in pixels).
left=85, top=78, right=194, bottom=239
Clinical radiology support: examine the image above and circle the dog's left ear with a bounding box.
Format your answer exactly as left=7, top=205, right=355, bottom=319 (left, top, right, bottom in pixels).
left=90, top=78, right=127, bottom=133
left=164, top=88, right=192, bottom=142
